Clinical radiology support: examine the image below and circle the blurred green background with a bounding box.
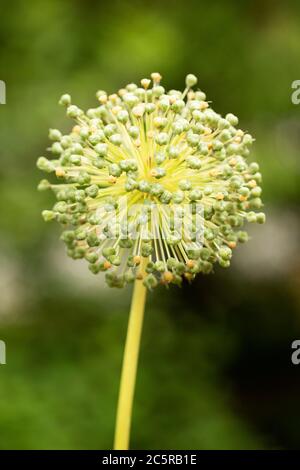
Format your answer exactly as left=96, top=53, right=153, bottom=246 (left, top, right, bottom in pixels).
left=1, top=0, right=300, bottom=449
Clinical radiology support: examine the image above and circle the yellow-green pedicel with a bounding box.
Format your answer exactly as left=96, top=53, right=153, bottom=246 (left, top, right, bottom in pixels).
left=37, top=73, right=265, bottom=289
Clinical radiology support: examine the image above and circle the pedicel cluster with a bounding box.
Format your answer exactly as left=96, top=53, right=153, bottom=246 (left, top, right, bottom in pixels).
left=37, top=73, right=265, bottom=289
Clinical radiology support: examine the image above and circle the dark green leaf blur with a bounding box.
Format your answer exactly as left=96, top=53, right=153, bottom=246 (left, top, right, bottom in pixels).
left=0, top=0, right=299, bottom=449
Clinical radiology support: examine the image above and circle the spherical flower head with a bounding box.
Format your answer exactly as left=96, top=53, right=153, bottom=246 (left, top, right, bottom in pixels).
left=37, top=73, right=265, bottom=289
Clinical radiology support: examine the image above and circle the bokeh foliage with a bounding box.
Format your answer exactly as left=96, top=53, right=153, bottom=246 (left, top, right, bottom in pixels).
left=0, top=0, right=300, bottom=449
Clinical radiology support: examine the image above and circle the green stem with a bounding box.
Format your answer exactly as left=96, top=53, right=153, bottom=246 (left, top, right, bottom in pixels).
left=113, top=259, right=147, bottom=450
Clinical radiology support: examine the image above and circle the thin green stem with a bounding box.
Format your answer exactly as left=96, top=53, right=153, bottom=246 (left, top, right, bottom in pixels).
left=113, top=258, right=148, bottom=450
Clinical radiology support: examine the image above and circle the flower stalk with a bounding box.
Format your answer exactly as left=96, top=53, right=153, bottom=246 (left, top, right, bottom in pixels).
left=37, top=72, right=266, bottom=291
left=37, top=72, right=266, bottom=449
left=114, top=258, right=148, bottom=450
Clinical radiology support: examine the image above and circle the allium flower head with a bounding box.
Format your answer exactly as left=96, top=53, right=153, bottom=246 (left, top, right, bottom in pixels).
left=37, top=73, right=265, bottom=289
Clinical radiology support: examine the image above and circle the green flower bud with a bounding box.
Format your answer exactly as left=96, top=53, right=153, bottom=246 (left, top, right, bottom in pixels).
left=102, top=247, right=116, bottom=258
left=54, top=201, right=68, bottom=213
left=60, top=230, right=75, bottom=242
left=42, top=210, right=55, bottom=222
left=252, top=172, right=262, bottom=184
left=198, top=142, right=209, bottom=155
left=173, top=190, right=185, bottom=204
left=243, top=134, right=254, bottom=146
left=95, top=157, right=106, bottom=169
left=227, top=143, right=240, bottom=155
left=237, top=231, right=249, bottom=243
left=152, top=86, right=165, bottom=97
left=185, top=74, right=198, bottom=87
left=200, top=247, right=210, bottom=260
left=187, top=133, right=200, bottom=147
left=249, top=162, right=259, bottom=173
left=249, top=197, right=262, bottom=209
left=75, top=229, right=87, bottom=240
left=187, top=248, right=201, bottom=260
left=67, top=105, right=82, bottom=118
left=95, top=143, right=108, bottom=157
left=256, top=212, right=266, bottom=224
left=172, top=121, right=184, bottom=135
left=110, top=134, right=122, bottom=146
left=85, top=184, right=99, bottom=198
left=179, top=179, right=192, bottom=191
left=251, top=186, right=262, bottom=198
left=138, top=180, right=150, bottom=193
left=123, top=93, right=139, bottom=107
left=160, top=190, right=172, bottom=204
left=152, top=167, right=165, bottom=179
left=128, top=126, right=139, bottom=138
left=87, top=231, right=100, bottom=247
left=119, top=238, right=134, bottom=249
left=150, top=183, right=163, bottom=197
left=145, top=103, right=156, bottom=114
left=155, top=132, right=169, bottom=146
left=120, top=159, right=138, bottom=172
left=194, top=91, right=206, bottom=101
left=168, top=146, right=180, bottom=159
left=51, top=142, right=63, bottom=155
left=70, top=154, right=81, bottom=166
left=110, top=255, right=121, bottom=266
left=165, top=258, right=175, bottom=271
left=38, top=179, right=51, bottom=191
left=155, top=152, right=166, bottom=165
left=219, top=258, right=230, bottom=268
left=104, top=124, right=116, bottom=137
left=59, top=94, right=71, bottom=106
left=143, top=274, right=158, bottom=289
left=89, top=131, right=105, bottom=145
left=247, top=211, right=257, bottom=223
left=226, top=113, right=238, bottom=126
left=109, top=163, right=122, bottom=177
left=229, top=176, right=243, bottom=189
left=172, top=99, right=185, bottom=113
left=125, top=178, right=138, bottom=192
left=219, top=130, right=231, bottom=142
left=37, top=157, right=54, bottom=173
left=186, top=156, right=201, bottom=170
left=212, top=140, right=223, bottom=151
left=117, top=110, right=129, bottom=123
left=153, top=117, right=168, bottom=129
left=73, top=247, right=86, bottom=259
left=141, top=242, right=153, bottom=257
left=189, top=189, right=202, bottom=201
left=77, top=171, right=91, bottom=185
left=239, top=186, right=250, bottom=197
left=219, top=246, right=232, bottom=260
left=154, top=261, right=165, bottom=272
left=88, top=213, right=101, bottom=225
left=60, top=135, right=72, bottom=149
left=201, top=261, right=213, bottom=274
left=175, top=262, right=186, bottom=275
left=56, top=189, right=68, bottom=201
left=49, top=129, right=62, bottom=141
left=85, top=252, right=99, bottom=264
left=88, top=263, right=101, bottom=274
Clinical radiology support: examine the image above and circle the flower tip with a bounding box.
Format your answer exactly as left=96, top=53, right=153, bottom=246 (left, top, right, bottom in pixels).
left=150, top=72, right=162, bottom=83
left=185, top=74, right=198, bottom=88
left=58, top=93, right=71, bottom=106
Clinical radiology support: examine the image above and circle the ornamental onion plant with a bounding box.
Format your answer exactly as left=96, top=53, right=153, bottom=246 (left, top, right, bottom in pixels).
left=37, top=73, right=265, bottom=449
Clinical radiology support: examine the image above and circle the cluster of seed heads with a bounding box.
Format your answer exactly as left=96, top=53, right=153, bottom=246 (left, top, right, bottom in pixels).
left=37, top=73, right=265, bottom=289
